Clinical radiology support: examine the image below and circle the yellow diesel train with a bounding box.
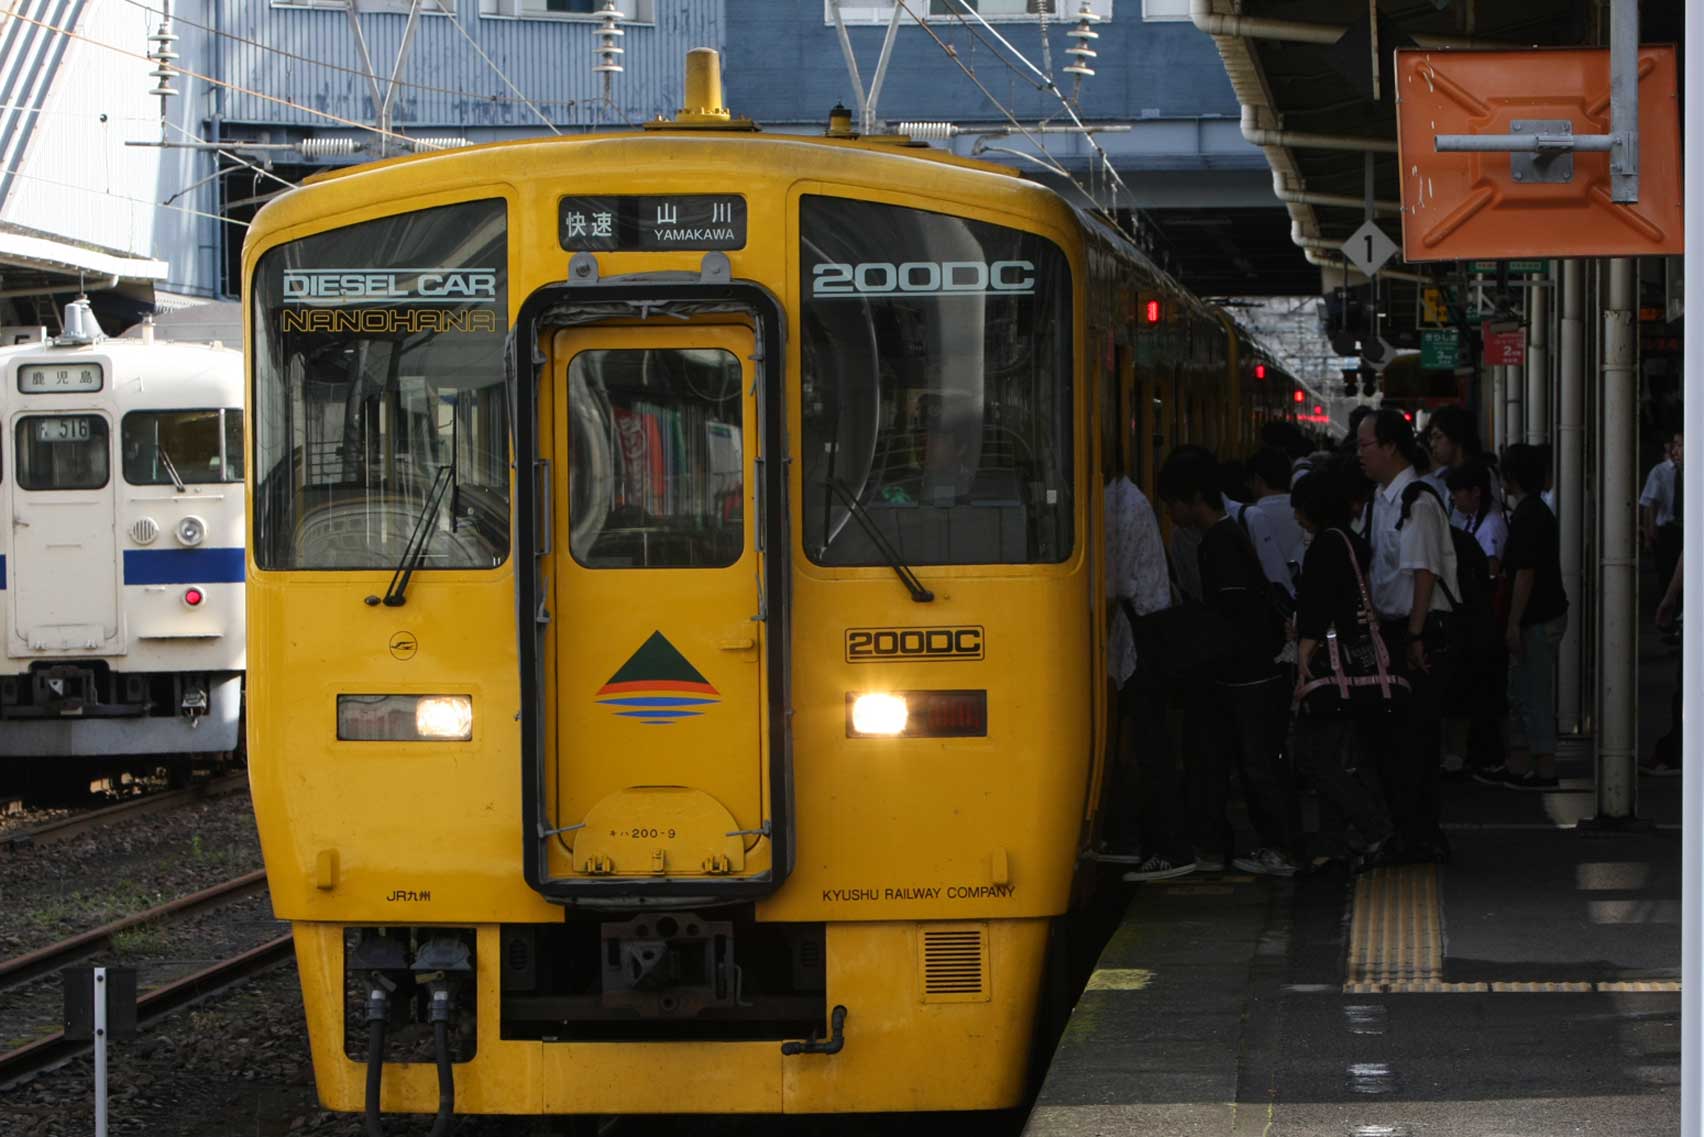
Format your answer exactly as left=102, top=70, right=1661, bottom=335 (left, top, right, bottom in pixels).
left=244, top=51, right=1298, bottom=1124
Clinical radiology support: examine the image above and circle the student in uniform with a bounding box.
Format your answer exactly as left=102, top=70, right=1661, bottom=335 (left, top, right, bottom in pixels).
left=1158, top=448, right=1300, bottom=878
left=1496, top=444, right=1570, bottom=791
left=1446, top=459, right=1509, bottom=778
left=1357, top=409, right=1460, bottom=861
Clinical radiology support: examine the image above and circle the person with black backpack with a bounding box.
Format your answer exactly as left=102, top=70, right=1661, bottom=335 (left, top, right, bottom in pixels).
left=1357, top=409, right=1461, bottom=862
left=1158, top=448, right=1300, bottom=878
left=1492, top=444, right=1571, bottom=791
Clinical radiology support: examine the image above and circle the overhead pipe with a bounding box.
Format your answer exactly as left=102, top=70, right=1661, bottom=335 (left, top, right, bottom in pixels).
left=1241, top=106, right=1398, bottom=154
left=1272, top=170, right=1400, bottom=216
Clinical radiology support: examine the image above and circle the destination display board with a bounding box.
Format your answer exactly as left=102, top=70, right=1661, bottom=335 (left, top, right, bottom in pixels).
left=558, top=195, right=747, bottom=251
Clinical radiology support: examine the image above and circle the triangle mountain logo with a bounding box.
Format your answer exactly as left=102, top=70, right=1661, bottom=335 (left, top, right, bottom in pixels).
left=594, top=631, right=721, bottom=724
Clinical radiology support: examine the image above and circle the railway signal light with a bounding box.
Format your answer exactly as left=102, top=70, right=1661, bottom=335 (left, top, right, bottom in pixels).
left=1144, top=299, right=1161, bottom=324
left=1254, top=363, right=1267, bottom=380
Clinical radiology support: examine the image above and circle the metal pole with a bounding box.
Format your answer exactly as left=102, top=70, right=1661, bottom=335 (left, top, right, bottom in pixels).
left=1557, top=258, right=1586, bottom=734
left=1513, top=364, right=1526, bottom=453
left=828, top=1, right=869, bottom=133
left=1526, top=273, right=1550, bottom=445
left=94, top=966, right=108, bottom=1137
left=1597, top=257, right=1638, bottom=821
left=1680, top=0, right=1702, bottom=1125
left=1488, top=364, right=1504, bottom=452
left=864, top=0, right=904, bottom=134
left=1609, top=0, right=1640, bottom=202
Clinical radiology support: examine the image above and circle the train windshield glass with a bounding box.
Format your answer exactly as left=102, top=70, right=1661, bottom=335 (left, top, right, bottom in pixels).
left=249, top=199, right=509, bottom=571
left=15, top=414, right=108, bottom=490
left=799, top=196, right=1073, bottom=566
left=122, top=410, right=242, bottom=485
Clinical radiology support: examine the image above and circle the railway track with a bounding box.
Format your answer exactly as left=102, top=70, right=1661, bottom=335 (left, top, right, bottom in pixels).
left=0, top=932, right=295, bottom=1089
left=1, top=771, right=248, bottom=853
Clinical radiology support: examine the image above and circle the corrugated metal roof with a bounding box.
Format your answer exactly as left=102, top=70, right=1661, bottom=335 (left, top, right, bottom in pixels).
left=0, top=0, right=87, bottom=210
left=216, top=0, right=722, bottom=130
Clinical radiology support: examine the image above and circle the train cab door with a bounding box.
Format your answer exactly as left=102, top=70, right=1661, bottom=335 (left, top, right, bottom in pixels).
left=541, top=322, right=769, bottom=881
left=6, top=409, right=121, bottom=654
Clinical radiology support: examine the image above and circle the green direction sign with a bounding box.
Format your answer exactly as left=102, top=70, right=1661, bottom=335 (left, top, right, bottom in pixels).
left=1421, top=328, right=1463, bottom=370
left=1470, top=260, right=1548, bottom=275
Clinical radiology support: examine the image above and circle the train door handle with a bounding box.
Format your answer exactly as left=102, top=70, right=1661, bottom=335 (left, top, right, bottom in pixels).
left=12, top=517, right=27, bottom=528
left=718, top=637, right=755, bottom=651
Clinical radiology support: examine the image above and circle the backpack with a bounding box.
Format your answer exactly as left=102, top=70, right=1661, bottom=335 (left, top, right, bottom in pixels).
left=1397, top=480, right=1498, bottom=660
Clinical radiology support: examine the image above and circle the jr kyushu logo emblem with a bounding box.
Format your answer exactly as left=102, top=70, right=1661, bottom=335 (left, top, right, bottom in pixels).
left=595, top=631, right=720, bottom=724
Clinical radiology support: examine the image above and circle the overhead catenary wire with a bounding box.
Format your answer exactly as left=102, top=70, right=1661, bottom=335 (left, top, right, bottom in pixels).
left=423, top=0, right=563, bottom=135
left=8, top=6, right=424, bottom=148
left=890, top=1, right=1071, bottom=181
left=0, top=164, right=247, bottom=228
left=932, top=1, right=1138, bottom=221
left=116, top=0, right=582, bottom=113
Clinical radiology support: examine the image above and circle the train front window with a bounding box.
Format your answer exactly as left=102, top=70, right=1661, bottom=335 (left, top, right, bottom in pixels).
left=15, top=415, right=108, bottom=490
left=567, top=348, right=744, bottom=569
left=249, top=199, right=509, bottom=571
left=122, top=410, right=242, bottom=485
left=799, top=196, right=1074, bottom=566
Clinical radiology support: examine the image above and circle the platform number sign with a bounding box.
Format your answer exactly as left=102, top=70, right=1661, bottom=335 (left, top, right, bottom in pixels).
left=1345, top=220, right=1399, bottom=278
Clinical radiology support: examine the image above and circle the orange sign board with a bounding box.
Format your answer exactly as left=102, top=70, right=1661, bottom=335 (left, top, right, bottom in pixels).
left=1394, top=47, right=1682, bottom=261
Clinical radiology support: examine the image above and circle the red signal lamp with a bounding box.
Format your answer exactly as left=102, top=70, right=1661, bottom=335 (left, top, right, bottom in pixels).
left=1314, top=404, right=1324, bottom=415
left=183, top=587, right=204, bottom=608
left=1254, top=363, right=1267, bottom=380
left=1293, top=390, right=1304, bottom=403
left=1144, top=299, right=1161, bottom=324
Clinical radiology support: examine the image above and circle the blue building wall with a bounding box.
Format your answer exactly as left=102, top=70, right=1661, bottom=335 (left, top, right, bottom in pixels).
left=724, top=4, right=1239, bottom=128
left=215, top=0, right=721, bottom=129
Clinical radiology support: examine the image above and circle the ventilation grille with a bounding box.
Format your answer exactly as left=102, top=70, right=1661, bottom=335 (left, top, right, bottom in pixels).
left=920, top=925, right=990, bottom=1003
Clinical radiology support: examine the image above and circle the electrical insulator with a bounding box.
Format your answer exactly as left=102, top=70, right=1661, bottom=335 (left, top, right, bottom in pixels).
left=595, top=0, right=624, bottom=76
left=147, top=18, right=178, bottom=100
left=1062, top=2, right=1100, bottom=79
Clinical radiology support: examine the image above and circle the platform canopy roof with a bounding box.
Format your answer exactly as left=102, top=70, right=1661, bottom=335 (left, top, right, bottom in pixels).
left=1193, top=0, right=1683, bottom=328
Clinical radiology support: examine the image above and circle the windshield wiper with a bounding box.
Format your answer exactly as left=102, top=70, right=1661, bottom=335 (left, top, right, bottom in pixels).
left=157, top=446, right=187, bottom=493
left=365, top=465, right=453, bottom=608
left=823, top=479, right=934, bottom=603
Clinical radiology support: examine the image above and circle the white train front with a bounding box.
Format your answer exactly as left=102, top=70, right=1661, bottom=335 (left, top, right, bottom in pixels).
left=0, top=300, right=243, bottom=771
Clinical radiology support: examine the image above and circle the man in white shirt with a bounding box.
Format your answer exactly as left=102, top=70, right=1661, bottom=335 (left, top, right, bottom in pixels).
left=1241, top=446, right=1305, bottom=600
left=1641, top=430, right=1683, bottom=605
left=1358, top=408, right=1459, bottom=861
left=1102, top=470, right=1193, bottom=881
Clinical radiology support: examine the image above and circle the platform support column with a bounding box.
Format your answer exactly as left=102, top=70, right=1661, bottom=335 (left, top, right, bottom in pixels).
left=1503, top=363, right=1523, bottom=449
left=1525, top=272, right=1550, bottom=446
left=1557, top=259, right=1586, bottom=735
left=1595, top=256, right=1638, bottom=821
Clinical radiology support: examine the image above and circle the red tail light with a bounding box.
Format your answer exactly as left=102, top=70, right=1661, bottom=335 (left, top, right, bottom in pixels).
left=183, top=587, right=204, bottom=607
left=1144, top=299, right=1161, bottom=324
left=1254, top=363, right=1267, bottom=380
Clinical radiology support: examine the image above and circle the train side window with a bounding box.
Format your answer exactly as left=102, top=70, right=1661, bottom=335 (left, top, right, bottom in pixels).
left=121, top=410, right=239, bottom=485
left=16, top=414, right=109, bottom=490
left=224, top=409, right=244, bottom=480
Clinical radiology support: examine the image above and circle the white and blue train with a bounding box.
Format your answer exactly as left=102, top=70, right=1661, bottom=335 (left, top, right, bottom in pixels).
left=0, top=299, right=244, bottom=786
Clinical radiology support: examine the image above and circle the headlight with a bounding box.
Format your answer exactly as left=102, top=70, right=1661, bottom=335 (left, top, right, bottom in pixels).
left=176, top=515, right=206, bottom=546
left=338, top=694, right=473, bottom=741
left=415, top=695, right=474, bottom=740
left=849, top=693, right=908, bottom=736
left=847, top=690, right=987, bottom=738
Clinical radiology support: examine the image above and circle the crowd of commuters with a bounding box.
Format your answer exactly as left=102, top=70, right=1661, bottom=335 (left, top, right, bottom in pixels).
left=1103, top=405, right=1589, bottom=882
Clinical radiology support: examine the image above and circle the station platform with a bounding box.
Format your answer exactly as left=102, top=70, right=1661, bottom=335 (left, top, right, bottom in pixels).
left=1026, top=644, right=1683, bottom=1135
